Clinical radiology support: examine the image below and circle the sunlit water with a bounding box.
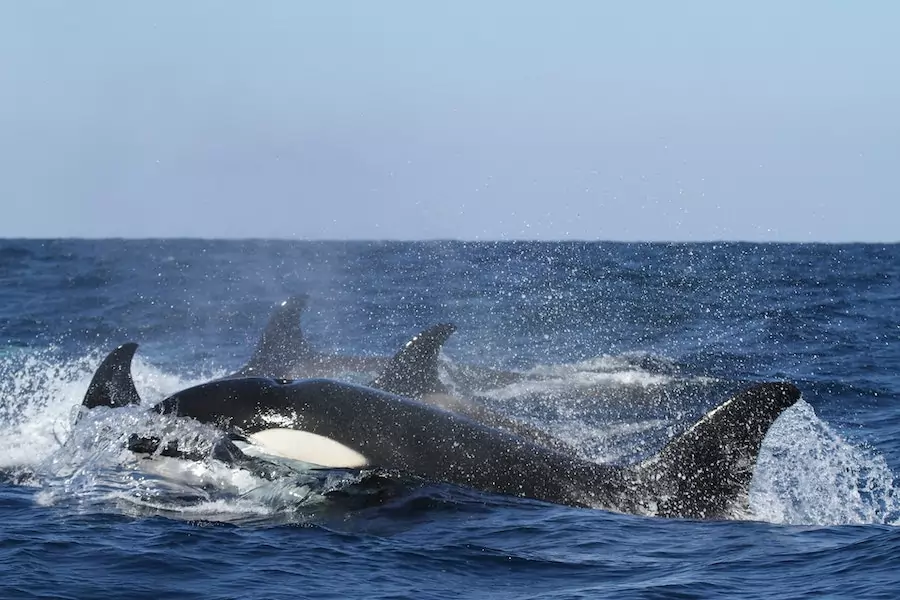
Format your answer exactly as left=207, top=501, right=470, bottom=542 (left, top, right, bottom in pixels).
left=1, top=240, right=898, bottom=599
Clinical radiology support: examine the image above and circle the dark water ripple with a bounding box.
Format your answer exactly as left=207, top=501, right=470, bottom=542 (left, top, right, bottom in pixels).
left=4, top=505, right=900, bottom=599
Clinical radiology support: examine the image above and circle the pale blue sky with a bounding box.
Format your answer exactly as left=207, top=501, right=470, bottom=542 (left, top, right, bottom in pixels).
left=1, top=1, right=897, bottom=241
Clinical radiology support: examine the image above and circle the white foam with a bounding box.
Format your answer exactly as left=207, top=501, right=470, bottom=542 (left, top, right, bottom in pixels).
left=470, top=352, right=707, bottom=403
left=750, top=400, right=900, bottom=526
left=0, top=348, right=331, bottom=522
left=0, top=348, right=219, bottom=469
left=484, top=370, right=672, bottom=402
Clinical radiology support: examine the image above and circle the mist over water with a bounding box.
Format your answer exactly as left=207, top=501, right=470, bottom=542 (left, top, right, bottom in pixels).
left=1, top=240, right=898, bottom=598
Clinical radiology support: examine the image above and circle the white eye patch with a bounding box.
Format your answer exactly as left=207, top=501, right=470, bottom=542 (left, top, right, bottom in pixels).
left=247, top=428, right=369, bottom=468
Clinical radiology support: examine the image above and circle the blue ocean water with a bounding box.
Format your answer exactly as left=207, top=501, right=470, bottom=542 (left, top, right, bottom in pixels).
left=0, top=239, right=898, bottom=599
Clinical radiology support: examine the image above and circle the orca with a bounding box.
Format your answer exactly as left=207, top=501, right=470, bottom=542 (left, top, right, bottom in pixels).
left=237, top=295, right=527, bottom=391
left=369, top=323, right=568, bottom=450
left=82, top=343, right=801, bottom=519
left=84, top=318, right=561, bottom=450
left=234, top=294, right=389, bottom=379
left=82, top=342, right=142, bottom=409
left=369, top=323, right=458, bottom=397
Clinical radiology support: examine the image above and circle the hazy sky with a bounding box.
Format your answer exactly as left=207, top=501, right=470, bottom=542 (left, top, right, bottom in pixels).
left=1, top=1, right=897, bottom=241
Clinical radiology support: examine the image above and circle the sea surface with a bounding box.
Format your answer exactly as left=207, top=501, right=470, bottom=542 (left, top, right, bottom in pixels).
left=1, top=239, right=898, bottom=599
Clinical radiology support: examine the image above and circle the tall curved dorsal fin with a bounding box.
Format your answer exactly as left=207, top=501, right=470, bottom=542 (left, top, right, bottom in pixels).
left=238, top=294, right=312, bottom=377
left=82, top=342, right=143, bottom=409
left=369, top=323, right=457, bottom=398
left=637, top=382, right=801, bottom=518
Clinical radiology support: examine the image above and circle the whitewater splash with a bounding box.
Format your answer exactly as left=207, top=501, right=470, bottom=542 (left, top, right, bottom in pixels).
left=750, top=400, right=900, bottom=526
left=475, top=352, right=687, bottom=402
left=0, top=349, right=277, bottom=518
left=1, top=348, right=898, bottom=526
left=0, top=347, right=220, bottom=468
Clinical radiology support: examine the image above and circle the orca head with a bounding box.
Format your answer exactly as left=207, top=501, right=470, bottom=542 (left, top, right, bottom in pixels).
left=154, top=376, right=374, bottom=469
left=82, top=342, right=143, bottom=409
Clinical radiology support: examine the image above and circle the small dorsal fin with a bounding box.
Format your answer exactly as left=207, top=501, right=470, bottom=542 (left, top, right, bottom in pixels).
left=82, top=342, right=143, bottom=409
left=637, top=382, right=800, bottom=518
left=238, top=294, right=312, bottom=377
left=369, top=323, right=457, bottom=397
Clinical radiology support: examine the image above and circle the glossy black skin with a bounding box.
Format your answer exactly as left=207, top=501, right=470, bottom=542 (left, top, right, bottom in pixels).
left=151, top=377, right=801, bottom=519
left=640, top=381, right=800, bottom=518
left=153, top=377, right=632, bottom=511
left=82, top=343, right=800, bottom=518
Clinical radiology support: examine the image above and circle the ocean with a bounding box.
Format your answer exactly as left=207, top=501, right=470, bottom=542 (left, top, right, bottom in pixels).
left=1, top=239, right=898, bottom=599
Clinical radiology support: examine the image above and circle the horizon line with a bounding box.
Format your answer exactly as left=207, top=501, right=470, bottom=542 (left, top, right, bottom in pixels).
left=2, top=236, right=898, bottom=245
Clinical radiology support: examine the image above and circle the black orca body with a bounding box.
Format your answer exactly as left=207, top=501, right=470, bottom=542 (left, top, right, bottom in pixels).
left=153, top=377, right=634, bottom=509
left=227, top=297, right=548, bottom=444
left=82, top=344, right=801, bottom=519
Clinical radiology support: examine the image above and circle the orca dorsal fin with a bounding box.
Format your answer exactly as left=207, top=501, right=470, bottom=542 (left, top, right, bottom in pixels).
left=238, top=294, right=312, bottom=377
left=369, top=323, right=457, bottom=398
left=82, top=342, right=143, bottom=409
left=637, top=382, right=801, bottom=519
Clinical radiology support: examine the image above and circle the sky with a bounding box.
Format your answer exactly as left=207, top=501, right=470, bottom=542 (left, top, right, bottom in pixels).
left=0, top=1, right=897, bottom=241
